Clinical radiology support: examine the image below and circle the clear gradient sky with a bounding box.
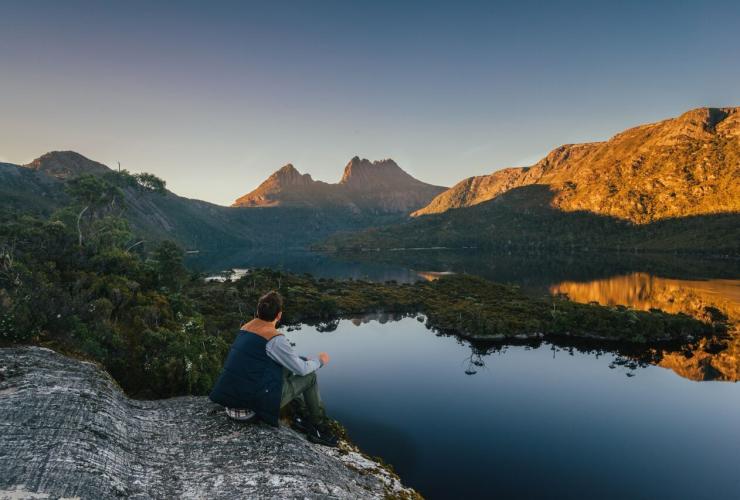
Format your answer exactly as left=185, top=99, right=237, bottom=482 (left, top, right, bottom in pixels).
left=1, top=0, right=739, bottom=205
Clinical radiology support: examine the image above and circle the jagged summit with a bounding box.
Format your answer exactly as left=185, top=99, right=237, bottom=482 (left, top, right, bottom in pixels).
left=339, top=157, right=396, bottom=182
left=232, top=163, right=325, bottom=208
left=269, top=164, right=315, bottom=186
left=232, top=156, right=446, bottom=213
left=339, top=157, right=421, bottom=189
left=413, top=106, right=740, bottom=222
left=24, top=151, right=111, bottom=180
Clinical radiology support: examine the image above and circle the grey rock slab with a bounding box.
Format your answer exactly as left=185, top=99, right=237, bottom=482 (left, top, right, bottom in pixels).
left=0, top=347, right=415, bottom=499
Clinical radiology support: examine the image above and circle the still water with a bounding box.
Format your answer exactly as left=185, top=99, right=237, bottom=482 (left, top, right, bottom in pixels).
left=289, top=317, right=740, bottom=499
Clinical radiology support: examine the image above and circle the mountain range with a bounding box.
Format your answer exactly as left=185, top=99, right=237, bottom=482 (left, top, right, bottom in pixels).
left=0, top=152, right=408, bottom=252
left=233, top=156, right=446, bottom=213
left=0, top=151, right=447, bottom=254
left=1, top=106, right=738, bottom=255
left=326, top=107, right=740, bottom=254
left=414, top=107, right=739, bottom=222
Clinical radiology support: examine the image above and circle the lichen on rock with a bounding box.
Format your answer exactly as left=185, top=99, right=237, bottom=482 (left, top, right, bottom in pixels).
left=0, top=347, right=417, bottom=499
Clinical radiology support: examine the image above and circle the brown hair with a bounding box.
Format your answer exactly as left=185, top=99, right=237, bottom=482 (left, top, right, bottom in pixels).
left=256, top=291, right=283, bottom=321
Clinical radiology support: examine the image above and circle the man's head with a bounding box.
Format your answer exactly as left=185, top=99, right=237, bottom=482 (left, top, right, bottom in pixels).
left=256, top=291, right=283, bottom=323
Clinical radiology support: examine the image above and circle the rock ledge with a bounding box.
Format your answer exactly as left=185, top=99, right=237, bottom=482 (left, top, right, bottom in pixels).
left=0, top=347, right=416, bottom=499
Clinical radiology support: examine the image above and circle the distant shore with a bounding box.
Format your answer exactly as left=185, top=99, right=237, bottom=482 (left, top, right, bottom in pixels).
left=192, top=269, right=724, bottom=346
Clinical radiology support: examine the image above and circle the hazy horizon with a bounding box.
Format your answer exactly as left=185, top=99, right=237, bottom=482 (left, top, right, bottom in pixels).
left=2, top=0, right=739, bottom=205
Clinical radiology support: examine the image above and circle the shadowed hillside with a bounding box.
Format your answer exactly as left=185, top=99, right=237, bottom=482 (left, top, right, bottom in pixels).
left=0, top=152, right=404, bottom=251
left=325, top=184, right=740, bottom=254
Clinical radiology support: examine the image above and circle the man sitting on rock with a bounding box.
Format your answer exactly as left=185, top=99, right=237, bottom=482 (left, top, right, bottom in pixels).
left=209, top=291, right=339, bottom=447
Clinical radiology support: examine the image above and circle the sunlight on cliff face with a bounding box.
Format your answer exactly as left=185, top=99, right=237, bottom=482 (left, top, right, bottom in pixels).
left=550, top=272, right=740, bottom=323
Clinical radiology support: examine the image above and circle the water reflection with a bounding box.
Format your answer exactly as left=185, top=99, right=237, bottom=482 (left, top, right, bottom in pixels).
left=462, top=346, right=487, bottom=376
left=187, top=248, right=422, bottom=283
left=349, top=311, right=410, bottom=325
left=291, top=316, right=740, bottom=499
left=550, top=272, right=740, bottom=323
left=549, top=272, right=740, bottom=382
left=334, top=249, right=740, bottom=293
left=341, top=312, right=739, bottom=383
left=416, top=271, right=456, bottom=282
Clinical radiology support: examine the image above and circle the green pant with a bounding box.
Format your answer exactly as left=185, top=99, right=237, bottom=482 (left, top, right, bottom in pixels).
left=279, top=368, right=325, bottom=424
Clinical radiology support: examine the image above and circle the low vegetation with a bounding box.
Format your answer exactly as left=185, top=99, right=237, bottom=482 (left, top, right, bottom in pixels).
left=190, top=268, right=715, bottom=344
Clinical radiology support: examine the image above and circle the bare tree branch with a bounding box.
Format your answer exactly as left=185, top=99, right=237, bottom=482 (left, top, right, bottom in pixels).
left=76, top=205, right=89, bottom=247
left=126, top=240, right=146, bottom=252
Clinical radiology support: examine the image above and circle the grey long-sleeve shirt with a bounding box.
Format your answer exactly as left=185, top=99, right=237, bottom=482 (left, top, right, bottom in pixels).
left=265, top=335, right=322, bottom=376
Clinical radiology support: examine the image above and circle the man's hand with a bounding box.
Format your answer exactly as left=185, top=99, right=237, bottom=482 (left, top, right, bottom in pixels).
left=318, top=352, right=330, bottom=366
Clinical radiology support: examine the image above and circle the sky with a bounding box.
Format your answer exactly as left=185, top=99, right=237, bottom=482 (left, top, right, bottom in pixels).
left=1, top=0, right=739, bottom=206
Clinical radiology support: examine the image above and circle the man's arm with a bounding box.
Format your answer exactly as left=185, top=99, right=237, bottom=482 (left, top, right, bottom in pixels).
left=266, top=335, right=322, bottom=376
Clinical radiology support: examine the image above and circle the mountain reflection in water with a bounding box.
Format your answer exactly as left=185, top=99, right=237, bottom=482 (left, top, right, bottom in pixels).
left=551, top=272, right=740, bottom=382
left=330, top=310, right=738, bottom=383
left=550, top=272, right=740, bottom=323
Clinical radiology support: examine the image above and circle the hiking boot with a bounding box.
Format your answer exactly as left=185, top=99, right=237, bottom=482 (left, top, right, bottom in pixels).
left=304, top=421, right=339, bottom=447
left=290, top=414, right=311, bottom=434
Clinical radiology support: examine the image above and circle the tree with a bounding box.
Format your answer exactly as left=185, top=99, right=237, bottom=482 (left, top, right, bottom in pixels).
left=64, top=175, right=125, bottom=246
left=153, top=240, right=188, bottom=290
left=134, top=173, right=167, bottom=194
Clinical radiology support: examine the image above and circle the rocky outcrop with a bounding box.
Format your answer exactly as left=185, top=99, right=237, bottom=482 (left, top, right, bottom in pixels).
left=339, top=157, right=448, bottom=213
left=25, top=151, right=111, bottom=180
left=232, top=164, right=343, bottom=209
left=0, top=347, right=416, bottom=499
left=413, top=107, right=740, bottom=223
left=233, top=156, right=446, bottom=214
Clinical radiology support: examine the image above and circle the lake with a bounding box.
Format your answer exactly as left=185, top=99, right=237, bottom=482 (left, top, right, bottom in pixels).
left=191, top=249, right=740, bottom=498
left=289, top=317, right=740, bottom=499
left=189, top=248, right=740, bottom=323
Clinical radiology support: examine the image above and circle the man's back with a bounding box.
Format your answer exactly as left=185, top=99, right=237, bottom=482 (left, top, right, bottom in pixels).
left=209, top=291, right=338, bottom=446
left=209, top=330, right=283, bottom=425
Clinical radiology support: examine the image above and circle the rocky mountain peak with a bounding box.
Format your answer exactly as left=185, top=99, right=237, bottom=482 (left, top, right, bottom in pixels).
left=675, top=107, right=734, bottom=132
left=232, top=157, right=446, bottom=212
left=232, top=163, right=319, bottom=207
left=340, top=157, right=414, bottom=188
left=268, top=163, right=314, bottom=186
left=24, top=151, right=111, bottom=180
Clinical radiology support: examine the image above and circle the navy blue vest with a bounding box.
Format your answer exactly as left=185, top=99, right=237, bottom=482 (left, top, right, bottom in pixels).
left=209, top=331, right=284, bottom=426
